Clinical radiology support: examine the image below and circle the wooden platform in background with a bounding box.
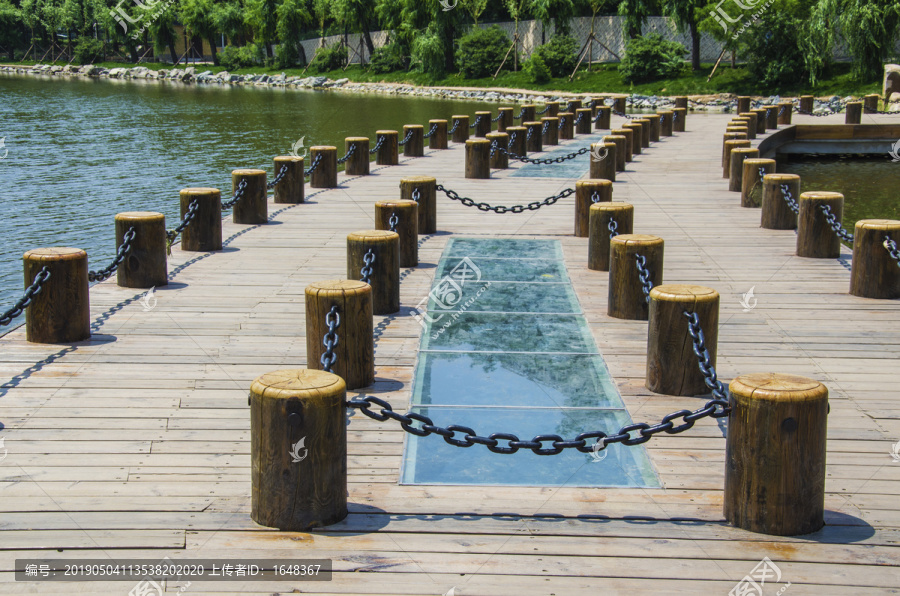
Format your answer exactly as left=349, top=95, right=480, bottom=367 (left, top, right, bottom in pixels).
left=0, top=109, right=898, bottom=595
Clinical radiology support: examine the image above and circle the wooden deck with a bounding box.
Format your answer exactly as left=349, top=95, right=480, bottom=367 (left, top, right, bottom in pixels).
left=0, top=109, right=899, bottom=595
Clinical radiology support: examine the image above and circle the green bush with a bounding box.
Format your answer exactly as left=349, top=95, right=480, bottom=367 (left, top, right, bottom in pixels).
left=368, top=41, right=407, bottom=74
left=73, top=36, right=103, bottom=65
left=455, top=25, right=510, bottom=79
left=411, top=25, right=446, bottom=79
left=524, top=53, right=551, bottom=84
left=741, top=12, right=808, bottom=90
left=532, top=35, right=578, bottom=78
left=618, top=33, right=686, bottom=83
left=308, top=42, right=347, bottom=73
left=218, top=43, right=264, bottom=70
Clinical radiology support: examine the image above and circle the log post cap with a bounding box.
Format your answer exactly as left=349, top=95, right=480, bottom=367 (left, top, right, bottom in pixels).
left=466, top=139, right=491, bottom=146
left=800, top=191, right=843, bottom=202
left=604, top=135, right=626, bottom=141
left=524, top=121, right=541, bottom=126
left=233, top=168, right=266, bottom=176
left=305, top=279, right=370, bottom=295
left=590, top=201, right=633, bottom=214
left=729, top=372, right=827, bottom=404
left=23, top=247, right=86, bottom=261
left=610, top=128, right=629, bottom=135
left=401, top=175, right=436, bottom=184
left=649, top=283, right=718, bottom=304
left=346, top=136, right=369, bottom=142
left=376, top=130, right=397, bottom=135
left=251, top=369, right=346, bottom=400
left=576, top=179, right=613, bottom=190
left=764, top=173, right=799, bottom=183
left=429, top=119, right=447, bottom=124
left=404, top=124, right=424, bottom=130
left=855, top=219, right=900, bottom=232
left=486, top=132, right=508, bottom=140
left=181, top=187, right=220, bottom=196
left=375, top=199, right=417, bottom=209
left=347, top=229, right=399, bottom=243
left=115, top=211, right=164, bottom=223
left=310, top=146, right=336, bottom=151
left=611, top=233, right=661, bottom=245
left=744, top=158, right=775, bottom=168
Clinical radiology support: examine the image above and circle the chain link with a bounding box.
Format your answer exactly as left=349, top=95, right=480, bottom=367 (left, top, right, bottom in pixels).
left=514, top=107, right=526, bottom=120
left=304, top=152, right=324, bottom=176
left=779, top=184, right=799, bottom=214
left=397, top=129, right=415, bottom=146
left=612, top=109, right=641, bottom=120
left=608, top=218, right=619, bottom=240
left=591, top=191, right=601, bottom=204
left=388, top=212, right=399, bottom=233
left=795, top=103, right=845, bottom=117
left=634, top=254, right=654, bottom=303
left=88, top=227, right=136, bottom=282
left=336, top=142, right=357, bottom=164
left=422, top=123, right=439, bottom=139
left=0, top=267, right=50, bottom=326
left=536, top=105, right=551, bottom=115
left=684, top=311, right=729, bottom=402
left=559, top=115, right=566, bottom=128
left=436, top=184, right=574, bottom=214
left=411, top=188, right=421, bottom=203
left=884, top=236, right=900, bottom=267
left=469, top=115, right=482, bottom=129
left=491, top=113, right=502, bottom=123
left=320, top=305, right=340, bottom=372
left=526, top=126, right=535, bottom=141
left=266, top=164, right=289, bottom=189
left=541, top=121, right=549, bottom=136
left=573, top=112, right=584, bottom=125
left=166, top=198, right=199, bottom=254
left=360, top=249, right=375, bottom=284
left=222, top=178, right=248, bottom=209
left=819, top=204, right=854, bottom=243
left=495, top=144, right=590, bottom=164
left=449, top=119, right=460, bottom=135
left=370, top=135, right=387, bottom=154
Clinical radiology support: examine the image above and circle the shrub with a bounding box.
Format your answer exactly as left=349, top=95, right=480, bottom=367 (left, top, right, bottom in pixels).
left=524, top=53, right=551, bottom=84
left=73, top=36, right=103, bottom=65
left=532, top=35, right=578, bottom=78
left=218, top=43, right=264, bottom=70
left=368, top=41, right=407, bottom=74
left=411, top=25, right=446, bottom=79
left=455, top=25, right=510, bottom=79
left=308, top=42, right=347, bottom=73
left=741, top=12, right=808, bottom=90
left=618, top=33, right=686, bottom=83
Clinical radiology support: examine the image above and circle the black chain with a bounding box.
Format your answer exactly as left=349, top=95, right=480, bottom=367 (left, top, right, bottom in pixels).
left=795, top=103, right=845, bottom=117
left=469, top=115, right=482, bottom=129
left=304, top=153, right=324, bottom=176
left=508, top=131, right=518, bottom=147
left=388, top=212, right=399, bottom=233
left=88, top=227, right=136, bottom=282
left=336, top=143, right=357, bottom=164
left=436, top=184, right=574, bottom=214
left=422, top=123, right=439, bottom=139
left=612, top=110, right=641, bottom=120
left=634, top=254, right=654, bottom=303
left=495, top=144, right=590, bottom=164
left=526, top=127, right=535, bottom=141
left=266, top=164, right=289, bottom=189
left=370, top=135, right=387, bottom=154
left=320, top=305, right=340, bottom=373
left=591, top=191, right=601, bottom=204
left=411, top=188, right=421, bottom=203
left=863, top=105, right=894, bottom=114
left=0, top=267, right=50, bottom=326
left=559, top=116, right=566, bottom=128
left=166, top=198, right=200, bottom=253
left=490, top=140, right=499, bottom=158
left=819, top=204, right=854, bottom=243
left=779, top=184, right=799, bottom=214
left=449, top=119, right=461, bottom=135
left=884, top=236, right=900, bottom=267
left=573, top=112, right=584, bottom=125
left=684, top=311, right=729, bottom=401
left=536, top=105, right=551, bottom=115
left=541, top=121, right=549, bottom=136
left=222, top=178, right=248, bottom=209
left=491, top=113, right=502, bottom=123
left=360, top=248, right=375, bottom=284
left=514, top=107, right=526, bottom=120
left=397, top=129, right=415, bottom=146
left=608, top=218, right=619, bottom=239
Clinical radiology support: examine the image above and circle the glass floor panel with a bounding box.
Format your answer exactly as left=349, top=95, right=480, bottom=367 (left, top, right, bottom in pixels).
left=434, top=257, right=570, bottom=283
left=428, top=280, right=581, bottom=315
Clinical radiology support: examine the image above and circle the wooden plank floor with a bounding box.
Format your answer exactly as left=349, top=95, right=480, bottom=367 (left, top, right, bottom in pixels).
left=1, top=109, right=899, bottom=595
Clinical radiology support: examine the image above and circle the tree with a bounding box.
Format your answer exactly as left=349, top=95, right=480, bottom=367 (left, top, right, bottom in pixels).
left=663, top=0, right=703, bottom=70
left=246, top=0, right=277, bottom=57
left=832, top=0, right=900, bottom=81
left=617, top=0, right=659, bottom=39
left=276, top=0, right=312, bottom=66
left=530, top=0, right=576, bottom=41
left=180, top=0, right=220, bottom=64
left=213, top=0, right=249, bottom=46
left=332, top=0, right=377, bottom=56
left=461, top=0, right=488, bottom=27
left=502, top=0, right=529, bottom=70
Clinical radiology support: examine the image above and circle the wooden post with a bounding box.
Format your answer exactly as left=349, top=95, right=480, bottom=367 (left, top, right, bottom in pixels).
left=863, top=94, right=880, bottom=114
left=575, top=108, right=593, bottom=134
left=723, top=140, right=751, bottom=179
left=497, top=107, right=513, bottom=132
left=250, top=369, right=347, bottom=531
left=558, top=112, right=574, bottom=140
left=729, top=148, right=759, bottom=192
left=566, top=98, right=582, bottom=113
left=673, top=107, right=687, bottom=133
left=738, top=112, right=758, bottom=139
left=231, top=169, right=267, bottom=224
left=613, top=96, right=626, bottom=114
left=575, top=179, right=612, bottom=237
left=845, top=101, right=862, bottom=124
left=400, top=176, right=437, bottom=234
left=737, top=96, right=751, bottom=113
left=674, top=96, right=688, bottom=109
left=604, top=135, right=627, bottom=172
left=179, top=188, right=222, bottom=252
left=451, top=115, right=470, bottom=143
left=731, top=116, right=752, bottom=128
left=611, top=128, right=633, bottom=162
left=778, top=102, right=793, bottom=125
left=799, top=95, right=814, bottom=114
left=751, top=108, right=768, bottom=133
left=347, top=230, right=399, bottom=316
left=273, top=156, right=305, bottom=204
left=375, top=200, right=418, bottom=267
left=761, top=174, right=800, bottom=230
left=487, top=132, right=509, bottom=169
left=465, top=139, right=491, bottom=179
left=506, top=126, right=527, bottom=156
left=725, top=373, right=827, bottom=536
left=305, top=280, right=373, bottom=389
left=521, top=105, right=536, bottom=123
left=375, top=131, right=398, bottom=166
left=634, top=118, right=652, bottom=148
left=309, top=147, right=337, bottom=189
left=763, top=105, right=778, bottom=129
left=647, top=284, right=718, bottom=395
left=659, top=111, right=674, bottom=137
left=541, top=117, right=559, bottom=145
left=344, top=137, right=369, bottom=176
left=546, top=101, right=560, bottom=116
left=589, top=142, right=616, bottom=182
left=596, top=105, right=611, bottom=130
left=114, top=212, right=167, bottom=288
left=850, top=220, right=900, bottom=299
left=797, top=191, right=844, bottom=258
left=524, top=122, right=542, bottom=153
left=428, top=119, right=448, bottom=150
left=740, top=158, right=775, bottom=208
left=722, top=133, right=748, bottom=166
left=402, top=125, right=424, bottom=158
left=608, top=234, right=664, bottom=321
left=589, top=202, right=634, bottom=271
left=726, top=126, right=749, bottom=138
left=648, top=114, right=660, bottom=142
left=23, top=248, right=90, bottom=343
left=474, top=111, right=492, bottom=137
left=622, top=122, right=642, bottom=155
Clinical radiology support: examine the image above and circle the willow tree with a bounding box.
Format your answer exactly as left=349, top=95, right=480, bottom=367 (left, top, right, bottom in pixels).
left=181, top=0, right=221, bottom=64
left=276, top=0, right=311, bottom=66
left=530, top=0, right=576, bottom=42
left=246, top=0, right=277, bottom=57
left=663, top=0, right=703, bottom=69
left=617, top=0, right=659, bottom=39
left=331, top=0, right=377, bottom=56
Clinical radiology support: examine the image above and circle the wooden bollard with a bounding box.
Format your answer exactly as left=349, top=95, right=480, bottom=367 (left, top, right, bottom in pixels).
left=375, top=200, right=418, bottom=267
left=611, top=128, right=633, bottom=162
left=451, top=115, right=470, bottom=143
left=647, top=284, right=718, bottom=395
left=347, top=230, right=399, bottom=315
left=487, top=132, right=509, bottom=169
left=608, top=234, right=664, bottom=321
left=558, top=112, right=574, bottom=140
left=850, top=220, right=900, bottom=299
left=672, top=107, right=687, bottom=132
left=575, top=179, right=612, bottom=237
left=309, top=147, right=337, bottom=189
left=521, top=104, right=536, bottom=123
left=272, top=156, right=305, bottom=204
left=761, top=174, right=800, bottom=230
left=737, top=96, right=751, bottom=114
left=845, top=101, right=862, bottom=124
left=725, top=373, right=827, bottom=536
left=402, top=124, right=424, bottom=157
left=465, top=139, right=491, bottom=179
left=729, top=148, right=759, bottom=192
left=250, top=369, right=347, bottom=531
left=497, top=107, right=514, bottom=132
left=726, top=126, right=749, bottom=138
left=722, top=133, right=748, bottom=165
left=778, top=102, right=793, bottom=125
left=797, top=191, right=844, bottom=258
left=23, top=248, right=90, bottom=343
left=474, top=111, right=492, bottom=137
left=604, top=135, right=627, bottom=172
left=589, top=142, right=616, bottom=182
left=741, top=158, right=775, bottom=208
left=344, top=137, right=369, bottom=176
left=566, top=98, right=583, bottom=113
left=524, top=121, right=543, bottom=153
left=375, top=130, right=398, bottom=166
left=180, top=188, right=222, bottom=251
left=575, top=108, right=592, bottom=134
left=648, top=113, right=660, bottom=142
left=589, top=202, right=634, bottom=271
left=231, top=169, right=267, bottom=224
left=751, top=108, right=768, bottom=133
left=723, top=140, right=751, bottom=178
left=542, top=117, right=559, bottom=145
left=305, top=280, right=373, bottom=389
left=674, top=96, right=688, bottom=109
left=622, top=122, right=642, bottom=155
left=546, top=101, right=560, bottom=116
left=764, top=105, right=778, bottom=129
left=400, top=176, right=437, bottom=234
left=634, top=118, right=652, bottom=148
left=613, top=96, right=626, bottom=114
left=863, top=94, right=880, bottom=113
left=799, top=95, right=814, bottom=114
left=507, top=126, right=527, bottom=156
left=115, top=212, right=167, bottom=288
left=738, top=112, right=758, bottom=139
left=595, top=105, right=611, bottom=130
left=659, top=111, right=674, bottom=136
left=428, top=119, right=448, bottom=150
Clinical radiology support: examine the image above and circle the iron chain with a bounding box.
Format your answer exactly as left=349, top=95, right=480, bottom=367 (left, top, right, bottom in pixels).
left=819, top=204, right=854, bottom=243
left=165, top=198, right=199, bottom=253
left=370, top=134, right=387, bottom=154
left=221, top=178, right=248, bottom=209
left=514, top=107, right=526, bottom=120
left=591, top=191, right=602, bottom=204
left=491, top=113, right=502, bottom=123
left=469, top=115, right=482, bottom=129
left=397, top=129, right=415, bottom=146
left=304, top=153, right=324, bottom=176
left=89, top=227, right=136, bottom=282
left=779, top=184, right=799, bottom=214
left=436, top=184, right=574, bottom=214
left=495, top=144, right=590, bottom=165
left=360, top=249, right=375, bottom=284
left=412, top=188, right=421, bottom=203
left=612, top=110, right=640, bottom=120
left=684, top=311, right=729, bottom=401
left=449, top=119, right=461, bottom=135
left=320, top=305, right=340, bottom=373
left=266, top=164, right=289, bottom=189
left=634, top=254, right=654, bottom=303
left=388, top=212, right=399, bottom=233
left=0, top=267, right=50, bottom=326
left=884, top=236, right=900, bottom=267
left=573, top=112, right=584, bottom=125
left=336, top=143, right=357, bottom=164
left=536, top=105, right=551, bottom=115
left=422, top=123, right=439, bottom=139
